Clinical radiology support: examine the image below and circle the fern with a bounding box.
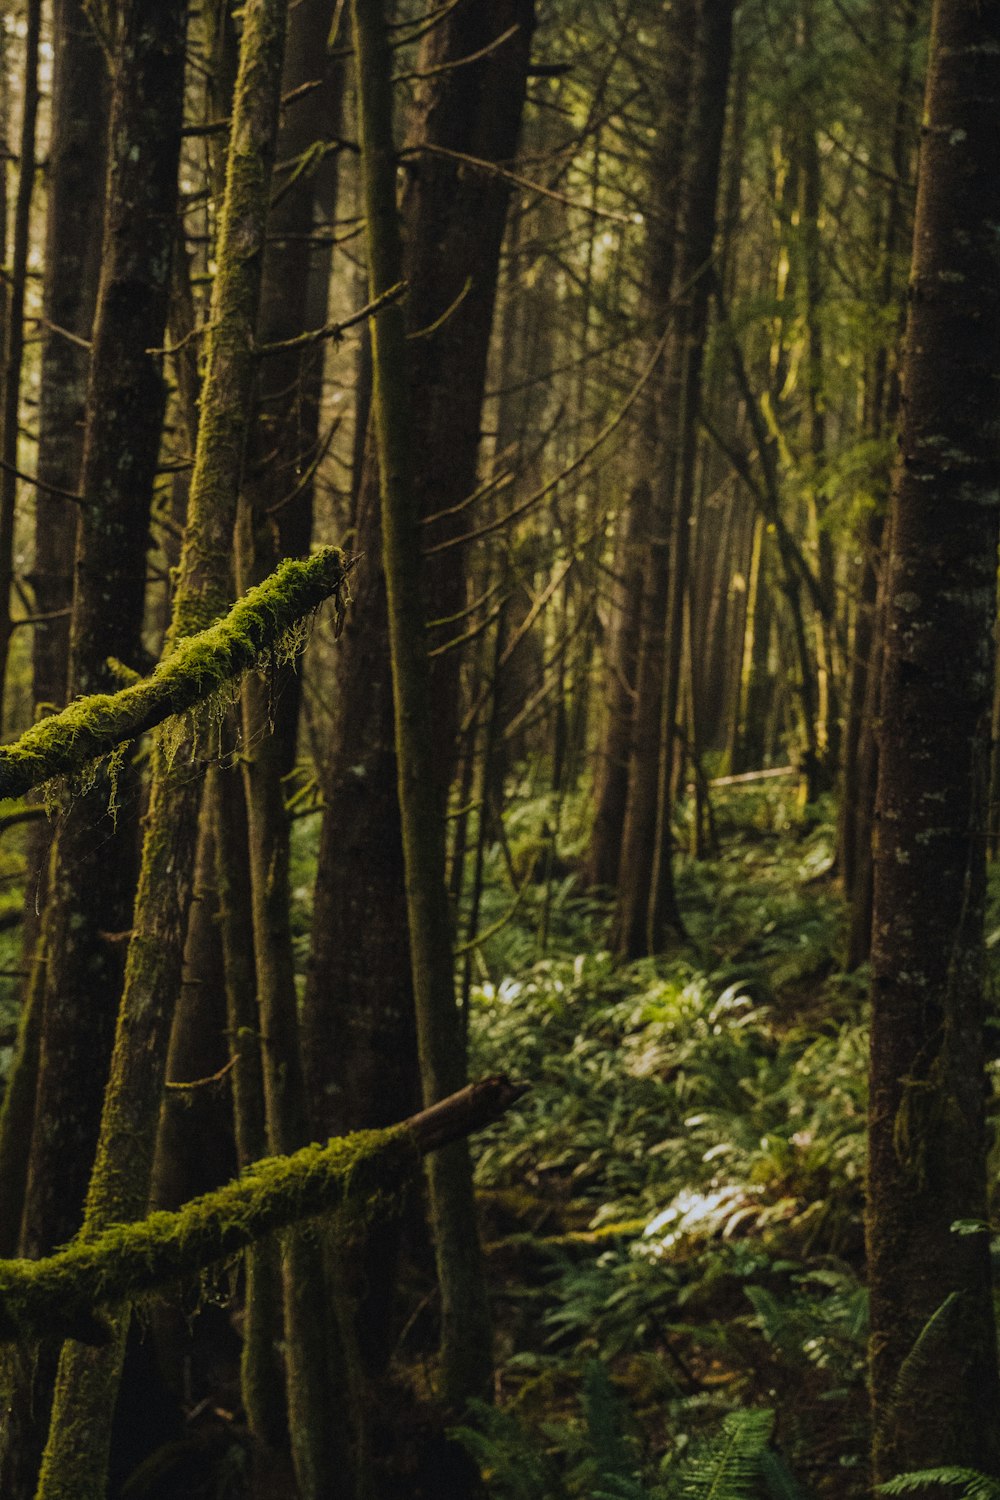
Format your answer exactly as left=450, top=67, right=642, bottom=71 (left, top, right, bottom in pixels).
left=672, top=1408, right=776, bottom=1500
left=878, top=1469, right=1000, bottom=1500
left=890, top=1293, right=962, bottom=1422
left=450, top=1401, right=563, bottom=1500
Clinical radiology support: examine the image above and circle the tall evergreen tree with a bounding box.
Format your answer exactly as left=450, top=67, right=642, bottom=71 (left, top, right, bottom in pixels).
left=866, top=0, right=1000, bottom=1477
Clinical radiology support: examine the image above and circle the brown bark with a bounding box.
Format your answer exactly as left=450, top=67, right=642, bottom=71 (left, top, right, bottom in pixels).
left=615, top=0, right=735, bottom=956
left=866, top=0, right=1000, bottom=1476
left=610, top=0, right=696, bottom=956
left=303, top=0, right=534, bottom=1147
left=20, top=0, right=188, bottom=1267
left=0, top=0, right=40, bottom=727
left=585, top=480, right=647, bottom=889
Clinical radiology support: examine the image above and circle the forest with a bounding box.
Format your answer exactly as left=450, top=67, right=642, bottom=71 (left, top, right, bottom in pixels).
left=0, top=0, right=998, bottom=1496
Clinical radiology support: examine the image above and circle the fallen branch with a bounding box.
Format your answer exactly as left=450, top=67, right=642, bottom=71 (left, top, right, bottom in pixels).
left=0, top=1074, right=525, bottom=1344
left=708, top=766, right=796, bottom=787
left=0, top=548, right=352, bottom=801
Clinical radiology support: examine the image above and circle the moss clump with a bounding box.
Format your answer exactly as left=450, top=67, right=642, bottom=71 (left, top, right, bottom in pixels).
left=0, top=1124, right=416, bottom=1344
left=0, top=549, right=349, bottom=803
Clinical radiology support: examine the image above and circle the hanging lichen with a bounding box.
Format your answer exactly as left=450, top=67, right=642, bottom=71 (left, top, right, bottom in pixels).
left=0, top=1124, right=417, bottom=1345
left=0, top=548, right=350, bottom=804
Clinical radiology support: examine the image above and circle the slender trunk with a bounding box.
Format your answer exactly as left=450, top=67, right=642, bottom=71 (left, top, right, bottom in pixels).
left=211, top=763, right=288, bottom=1454
left=841, top=0, right=918, bottom=929
left=31, top=0, right=107, bottom=717
left=867, top=0, right=1000, bottom=1476
left=648, top=0, right=736, bottom=947
left=611, top=0, right=696, bottom=957
left=585, top=480, right=646, bottom=888
left=0, top=0, right=40, bottom=727
left=17, top=0, right=110, bottom=1035
left=235, top=5, right=350, bottom=1490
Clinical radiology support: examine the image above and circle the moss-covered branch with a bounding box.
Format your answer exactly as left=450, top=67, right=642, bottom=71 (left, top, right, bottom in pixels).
left=0, top=1127, right=415, bottom=1345
left=0, top=548, right=350, bottom=801
left=0, top=1074, right=523, bottom=1346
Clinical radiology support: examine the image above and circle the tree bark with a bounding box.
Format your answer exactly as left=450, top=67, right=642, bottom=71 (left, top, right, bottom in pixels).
left=348, top=0, right=535, bottom=1409
left=610, top=0, right=696, bottom=957
left=303, top=0, right=533, bottom=1411
left=866, top=0, right=1000, bottom=1477
left=0, top=0, right=40, bottom=726
left=35, top=1, right=294, bottom=1492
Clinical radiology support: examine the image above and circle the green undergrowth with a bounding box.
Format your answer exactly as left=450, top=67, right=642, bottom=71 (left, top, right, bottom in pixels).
left=461, top=782, right=871, bottom=1499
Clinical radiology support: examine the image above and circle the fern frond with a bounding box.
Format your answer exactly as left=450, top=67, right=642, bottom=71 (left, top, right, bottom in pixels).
left=673, top=1408, right=775, bottom=1500
left=890, top=1293, right=961, bottom=1421
left=878, top=1468, right=1000, bottom=1500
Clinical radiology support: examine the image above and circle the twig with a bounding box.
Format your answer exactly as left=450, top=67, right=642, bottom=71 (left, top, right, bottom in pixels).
left=256, top=281, right=407, bottom=356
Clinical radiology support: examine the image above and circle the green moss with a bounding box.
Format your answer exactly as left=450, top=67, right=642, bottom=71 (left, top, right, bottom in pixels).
left=0, top=549, right=348, bottom=803
left=0, top=1124, right=417, bottom=1344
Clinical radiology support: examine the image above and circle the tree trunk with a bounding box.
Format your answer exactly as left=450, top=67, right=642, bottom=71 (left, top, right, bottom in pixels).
left=349, top=0, right=537, bottom=1409
left=303, top=0, right=534, bottom=1403
left=234, top=4, right=350, bottom=1489
left=0, top=0, right=40, bottom=727
left=585, top=479, right=646, bottom=888
left=610, top=0, right=696, bottom=958
left=618, top=0, right=736, bottom=955
left=0, top=7, right=184, bottom=1492
left=35, top=0, right=293, bottom=1492
left=866, top=0, right=1000, bottom=1477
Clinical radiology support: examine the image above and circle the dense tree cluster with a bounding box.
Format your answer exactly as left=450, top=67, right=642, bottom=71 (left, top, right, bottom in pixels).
left=0, top=0, right=998, bottom=1495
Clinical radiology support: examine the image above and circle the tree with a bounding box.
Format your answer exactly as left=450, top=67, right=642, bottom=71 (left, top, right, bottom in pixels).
left=348, top=0, right=535, bottom=1411
left=613, top=0, right=736, bottom=956
left=866, top=0, right=1000, bottom=1478
left=304, top=0, right=534, bottom=1403
left=33, top=0, right=296, bottom=1491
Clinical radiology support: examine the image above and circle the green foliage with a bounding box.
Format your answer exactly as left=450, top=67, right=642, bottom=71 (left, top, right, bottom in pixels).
left=668, top=1407, right=777, bottom=1500
left=879, top=1472, right=1000, bottom=1500
left=460, top=789, right=872, bottom=1496
left=454, top=1373, right=786, bottom=1500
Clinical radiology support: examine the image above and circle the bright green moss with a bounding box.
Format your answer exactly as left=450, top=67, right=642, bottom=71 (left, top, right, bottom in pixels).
left=0, top=549, right=348, bottom=803
left=0, top=1124, right=416, bottom=1344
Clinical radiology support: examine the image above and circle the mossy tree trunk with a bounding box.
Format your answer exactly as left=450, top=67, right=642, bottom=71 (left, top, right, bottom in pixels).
left=35, top=0, right=293, bottom=1494
left=866, top=0, right=1000, bottom=1478
left=0, top=7, right=184, bottom=1493
left=220, top=3, right=348, bottom=1485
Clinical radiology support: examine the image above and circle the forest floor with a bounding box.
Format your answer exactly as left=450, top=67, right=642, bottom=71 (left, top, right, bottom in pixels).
left=453, top=778, right=1000, bottom=1500
left=3, top=782, right=999, bottom=1499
